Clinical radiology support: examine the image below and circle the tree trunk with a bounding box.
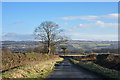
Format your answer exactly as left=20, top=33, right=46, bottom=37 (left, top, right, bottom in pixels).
left=48, top=40, right=51, bottom=54
left=64, top=50, right=65, bottom=56
left=48, top=46, right=51, bottom=54
left=47, top=31, right=51, bottom=55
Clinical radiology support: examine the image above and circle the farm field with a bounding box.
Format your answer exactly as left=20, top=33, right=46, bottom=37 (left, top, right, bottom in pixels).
left=1, top=40, right=118, bottom=50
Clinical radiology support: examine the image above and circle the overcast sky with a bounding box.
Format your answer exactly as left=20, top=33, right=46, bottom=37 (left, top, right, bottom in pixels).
left=2, top=2, right=118, bottom=41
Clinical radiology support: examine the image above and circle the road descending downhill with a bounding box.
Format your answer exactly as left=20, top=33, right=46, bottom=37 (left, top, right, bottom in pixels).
left=45, top=58, right=105, bottom=80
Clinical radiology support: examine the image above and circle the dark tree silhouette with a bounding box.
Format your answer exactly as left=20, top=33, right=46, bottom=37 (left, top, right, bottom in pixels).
left=60, top=45, right=67, bottom=56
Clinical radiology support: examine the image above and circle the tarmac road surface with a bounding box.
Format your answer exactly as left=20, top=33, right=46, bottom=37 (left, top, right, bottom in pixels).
left=45, top=58, right=105, bottom=80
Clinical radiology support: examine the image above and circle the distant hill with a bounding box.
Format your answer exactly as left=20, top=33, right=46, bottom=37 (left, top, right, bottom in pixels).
left=1, top=40, right=118, bottom=51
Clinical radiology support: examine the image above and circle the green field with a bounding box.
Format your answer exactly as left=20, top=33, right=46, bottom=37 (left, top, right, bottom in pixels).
left=71, top=43, right=111, bottom=49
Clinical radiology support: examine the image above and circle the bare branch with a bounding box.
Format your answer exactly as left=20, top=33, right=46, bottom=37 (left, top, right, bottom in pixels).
left=33, top=21, right=68, bottom=54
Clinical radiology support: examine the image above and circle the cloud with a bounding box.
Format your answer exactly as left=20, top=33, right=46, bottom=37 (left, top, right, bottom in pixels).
left=102, top=13, right=118, bottom=19
left=96, top=21, right=104, bottom=24
left=68, top=24, right=83, bottom=32
left=63, top=22, right=69, bottom=26
left=68, top=21, right=117, bottom=32
left=95, top=21, right=118, bottom=28
left=2, top=33, right=34, bottom=41
left=13, top=21, right=23, bottom=24
left=58, top=16, right=98, bottom=20
left=59, top=22, right=69, bottom=27
left=68, top=33, right=118, bottom=41
left=57, top=13, right=118, bottom=21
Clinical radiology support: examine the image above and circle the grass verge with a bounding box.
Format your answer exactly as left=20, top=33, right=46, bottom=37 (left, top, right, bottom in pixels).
left=70, top=58, right=120, bottom=80
left=2, top=58, right=64, bottom=80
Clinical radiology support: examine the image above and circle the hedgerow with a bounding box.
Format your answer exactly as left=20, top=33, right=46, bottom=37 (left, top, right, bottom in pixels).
left=70, top=58, right=120, bottom=79
left=2, top=53, right=59, bottom=72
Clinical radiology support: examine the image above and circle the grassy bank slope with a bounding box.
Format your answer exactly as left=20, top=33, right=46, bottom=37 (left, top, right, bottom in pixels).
left=2, top=53, right=58, bottom=72
left=70, top=58, right=120, bottom=79
left=2, top=58, right=63, bottom=79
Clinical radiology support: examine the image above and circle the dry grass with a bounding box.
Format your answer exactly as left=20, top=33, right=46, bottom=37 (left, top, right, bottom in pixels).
left=70, top=58, right=120, bottom=79
left=2, top=53, right=59, bottom=72
left=2, top=58, right=64, bottom=79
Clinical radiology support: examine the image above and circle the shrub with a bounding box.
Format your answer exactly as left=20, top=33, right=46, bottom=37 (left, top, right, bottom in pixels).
left=2, top=46, right=11, bottom=54
left=96, top=54, right=110, bottom=62
left=96, top=54, right=120, bottom=71
left=73, top=53, right=98, bottom=61
left=70, top=58, right=120, bottom=79
left=2, top=53, right=58, bottom=72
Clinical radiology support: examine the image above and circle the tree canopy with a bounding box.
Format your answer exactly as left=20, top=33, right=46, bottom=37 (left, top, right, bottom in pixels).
left=34, top=21, right=68, bottom=54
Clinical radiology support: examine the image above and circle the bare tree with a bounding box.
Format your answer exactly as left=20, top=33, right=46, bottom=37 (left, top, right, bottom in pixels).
left=34, top=21, right=68, bottom=54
